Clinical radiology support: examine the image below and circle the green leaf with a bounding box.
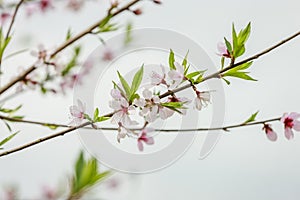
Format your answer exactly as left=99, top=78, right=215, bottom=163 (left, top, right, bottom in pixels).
left=238, top=22, right=251, bottom=46
left=96, top=116, right=110, bottom=122
left=169, top=49, right=176, bottom=70
left=161, top=102, right=185, bottom=109
left=99, top=14, right=112, bottom=29
left=44, top=124, right=58, bottom=130
left=223, top=71, right=257, bottom=81
left=243, top=111, right=259, bottom=124
left=0, top=131, right=19, bottom=148
left=84, top=114, right=92, bottom=122
left=117, top=71, right=131, bottom=98
left=233, top=61, right=253, bottom=71
left=61, top=46, right=81, bottom=76
left=124, top=22, right=133, bottom=45
left=222, top=77, right=231, bottom=85
left=3, top=121, right=11, bottom=132
left=221, top=57, right=225, bottom=69
left=130, top=65, right=144, bottom=99
left=75, top=151, right=84, bottom=182
left=186, top=71, right=201, bottom=80
left=232, top=23, right=238, bottom=55
left=93, top=108, right=99, bottom=121
left=66, top=28, right=72, bottom=41
left=182, top=50, right=189, bottom=68
left=224, top=37, right=232, bottom=54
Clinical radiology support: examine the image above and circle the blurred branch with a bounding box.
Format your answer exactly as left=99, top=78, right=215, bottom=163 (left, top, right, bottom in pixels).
left=0, top=0, right=143, bottom=95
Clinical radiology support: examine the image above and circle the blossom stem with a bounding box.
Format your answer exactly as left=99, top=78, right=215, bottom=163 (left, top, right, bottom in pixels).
left=0, top=0, right=143, bottom=96
left=0, top=115, right=281, bottom=157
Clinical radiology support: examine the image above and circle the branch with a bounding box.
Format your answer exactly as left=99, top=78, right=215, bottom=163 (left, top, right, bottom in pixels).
left=159, top=30, right=300, bottom=98
left=5, top=0, right=25, bottom=39
left=0, top=0, right=142, bottom=95
left=0, top=115, right=280, bottom=158
left=0, top=121, right=91, bottom=158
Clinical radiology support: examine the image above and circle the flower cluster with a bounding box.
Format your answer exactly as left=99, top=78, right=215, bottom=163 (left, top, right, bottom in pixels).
left=263, top=112, right=300, bottom=141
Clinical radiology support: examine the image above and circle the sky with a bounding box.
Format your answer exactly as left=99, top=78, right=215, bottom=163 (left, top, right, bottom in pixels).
left=1, top=0, right=300, bottom=199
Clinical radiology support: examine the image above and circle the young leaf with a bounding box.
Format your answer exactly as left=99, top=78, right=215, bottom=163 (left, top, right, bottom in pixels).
left=243, top=111, right=259, bottom=124
left=96, top=116, right=110, bottom=122
left=93, top=108, right=99, bottom=121
left=124, top=22, right=133, bottom=45
left=224, top=37, right=232, bottom=54
left=0, top=131, right=19, bottom=148
left=117, top=71, right=131, bottom=98
left=182, top=50, right=189, bottom=68
left=223, top=71, right=257, bottom=81
left=169, top=49, right=176, bottom=70
left=130, top=65, right=144, bottom=98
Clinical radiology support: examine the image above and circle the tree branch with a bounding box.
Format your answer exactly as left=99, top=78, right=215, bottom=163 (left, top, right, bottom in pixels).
left=0, top=0, right=142, bottom=95
left=0, top=115, right=281, bottom=158
left=159, top=30, right=300, bottom=98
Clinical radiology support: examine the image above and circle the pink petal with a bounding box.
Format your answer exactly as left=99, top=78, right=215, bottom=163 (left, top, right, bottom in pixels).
left=145, top=137, right=154, bottom=145
left=217, top=42, right=227, bottom=55
left=289, top=112, right=300, bottom=120
left=292, top=120, right=300, bottom=131
left=137, top=140, right=144, bottom=151
left=266, top=130, right=277, bottom=142
left=77, top=99, right=85, bottom=112
left=281, top=113, right=288, bottom=123
left=70, top=106, right=81, bottom=118
left=285, top=127, right=294, bottom=140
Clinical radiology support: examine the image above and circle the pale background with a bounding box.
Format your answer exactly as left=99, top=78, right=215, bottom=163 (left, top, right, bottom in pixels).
left=1, top=0, right=300, bottom=199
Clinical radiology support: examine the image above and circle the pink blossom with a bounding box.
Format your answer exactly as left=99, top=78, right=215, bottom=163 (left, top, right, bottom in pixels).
left=0, top=12, right=11, bottom=24
left=151, top=65, right=167, bottom=86
left=263, top=124, right=277, bottom=142
left=109, top=97, right=137, bottom=126
left=69, top=99, right=86, bottom=125
left=66, top=0, right=84, bottom=11
left=168, top=62, right=185, bottom=89
left=39, top=0, right=53, bottom=12
left=217, top=42, right=231, bottom=58
left=30, top=44, right=48, bottom=63
left=102, top=48, right=114, bottom=61
left=281, top=112, right=300, bottom=140
left=194, top=91, right=210, bottom=111
left=137, top=128, right=154, bottom=151
left=25, top=4, right=39, bottom=17
left=41, top=185, right=56, bottom=200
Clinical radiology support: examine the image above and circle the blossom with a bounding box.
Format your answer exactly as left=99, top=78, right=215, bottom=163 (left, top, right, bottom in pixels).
left=0, top=12, right=11, bottom=24
left=30, top=44, right=48, bottom=63
left=102, top=48, right=114, bottom=61
left=66, top=0, right=84, bottom=11
left=194, top=91, right=210, bottom=111
left=168, top=62, right=185, bottom=89
left=39, top=0, right=53, bottom=12
left=69, top=99, right=86, bottom=125
left=281, top=112, right=300, bottom=140
left=151, top=65, right=167, bottom=86
left=137, top=128, right=154, bottom=151
left=117, top=123, right=128, bottom=143
left=263, top=124, right=277, bottom=142
left=217, top=42, right=231, bottom=58
left=109, top=97, right=137, bottom=126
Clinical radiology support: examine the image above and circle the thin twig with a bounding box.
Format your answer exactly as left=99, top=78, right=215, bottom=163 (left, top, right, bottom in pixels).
left=5, top=0, right=25, bottom=39
left=0, top=115, right=281, bottom=157
left=0, top=114, right=280, bottom=132
left=0, top=122, right=91, bottom=157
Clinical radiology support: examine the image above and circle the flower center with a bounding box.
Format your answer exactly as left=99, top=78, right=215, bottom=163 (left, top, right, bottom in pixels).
left=284, top=117, right=294, bottom=128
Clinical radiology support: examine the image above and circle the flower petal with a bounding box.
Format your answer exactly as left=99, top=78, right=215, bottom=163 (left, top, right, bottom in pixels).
left=285, top=127, right=294, bottom=140
left=137, top=140, right=144, bottom=151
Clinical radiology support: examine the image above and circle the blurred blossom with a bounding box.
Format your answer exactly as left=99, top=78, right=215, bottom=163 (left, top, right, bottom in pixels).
left=194, top=90, right=210, bottom=111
